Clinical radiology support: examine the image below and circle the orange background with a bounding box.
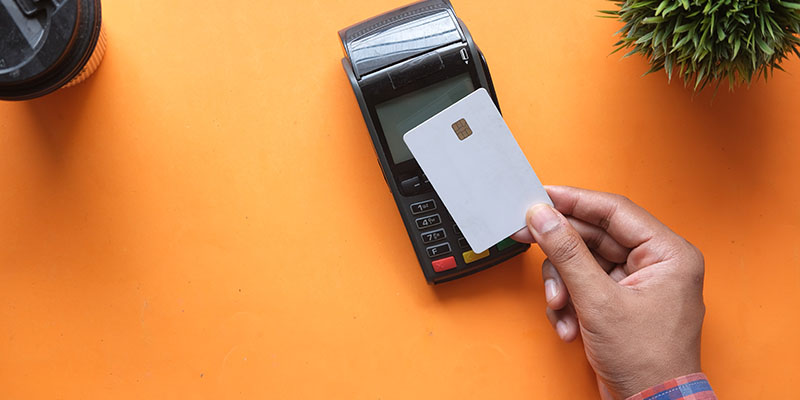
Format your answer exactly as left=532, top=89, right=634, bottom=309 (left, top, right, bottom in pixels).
left=1, top=0, right=799, bottom=398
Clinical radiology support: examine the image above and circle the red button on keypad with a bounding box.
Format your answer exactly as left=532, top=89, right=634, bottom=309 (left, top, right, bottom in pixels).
left=432, top=256, right=457, bottom=272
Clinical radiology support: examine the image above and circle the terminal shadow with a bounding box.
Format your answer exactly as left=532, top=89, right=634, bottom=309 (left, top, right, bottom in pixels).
left=430, top=250, right=544, bottom=303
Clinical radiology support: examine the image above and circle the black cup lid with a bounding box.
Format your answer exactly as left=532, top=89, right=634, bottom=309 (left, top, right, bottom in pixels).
left=0, top=0, right=102, bottom=100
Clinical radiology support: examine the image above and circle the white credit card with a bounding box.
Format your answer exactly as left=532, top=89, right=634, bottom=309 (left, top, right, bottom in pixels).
left=403, top=88, right=552, bottom=253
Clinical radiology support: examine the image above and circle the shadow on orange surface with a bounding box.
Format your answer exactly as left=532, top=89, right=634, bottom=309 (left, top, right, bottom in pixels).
left=19, top=64, right=106, bottom=167
left=430, top=254, right=539, bottom=302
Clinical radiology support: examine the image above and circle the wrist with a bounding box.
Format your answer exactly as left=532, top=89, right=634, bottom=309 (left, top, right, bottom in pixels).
left=623, top=373, right=715, bottom=400
left=615, top=347, right=702, bottom=398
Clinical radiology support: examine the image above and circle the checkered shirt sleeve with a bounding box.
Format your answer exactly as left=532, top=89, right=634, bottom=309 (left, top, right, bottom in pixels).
left=626, top=373, right=716, bottom=400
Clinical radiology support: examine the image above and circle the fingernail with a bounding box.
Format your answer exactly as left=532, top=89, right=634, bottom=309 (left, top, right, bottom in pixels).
left=544, top=279, right=558, bottom=303
left=529, top=204, right=560, bottom=234
left=556, top=320, right=569, bottom=340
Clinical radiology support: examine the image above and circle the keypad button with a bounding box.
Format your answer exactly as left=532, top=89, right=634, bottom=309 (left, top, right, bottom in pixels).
left=415, top=214, right=441, bottom=230
left=410, top=200, right=436, bottom=215
left=426, top=242, right=451, bottom=258
left=432, top=256, right=457, bottom=272
left=400, top=176, right=422, bottom=195
left=458, top=238, right=470, bottom=250
left=462, top=249, right=490, bottom=264
left=453, top=224, right=462, bottom=236
left=420, top=228, right=446, bottom=244
left=496, top=237, right=517, bottom=251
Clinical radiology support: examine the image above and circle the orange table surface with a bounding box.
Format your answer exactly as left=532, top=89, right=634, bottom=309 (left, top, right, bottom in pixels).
left=2, top=1, right=799, bottom=398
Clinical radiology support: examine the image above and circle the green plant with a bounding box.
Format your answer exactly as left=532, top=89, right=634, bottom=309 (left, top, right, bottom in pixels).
left=602, top=0, right=800, bottom=91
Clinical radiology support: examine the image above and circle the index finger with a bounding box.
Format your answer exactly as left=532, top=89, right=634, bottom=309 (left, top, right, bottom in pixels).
left=544, top=186, right=669, bottom=249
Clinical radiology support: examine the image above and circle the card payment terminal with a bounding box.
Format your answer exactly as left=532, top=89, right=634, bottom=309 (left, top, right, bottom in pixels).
left=338, top=0, right=530, bottom=284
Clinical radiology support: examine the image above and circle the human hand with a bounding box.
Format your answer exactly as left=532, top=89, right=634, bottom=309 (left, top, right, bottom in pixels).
left=512, top=186, right=706, bottom=399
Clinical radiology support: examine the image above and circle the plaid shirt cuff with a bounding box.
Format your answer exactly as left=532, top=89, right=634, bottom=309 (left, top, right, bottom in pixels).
left=626, top=373, right=716, bottom=400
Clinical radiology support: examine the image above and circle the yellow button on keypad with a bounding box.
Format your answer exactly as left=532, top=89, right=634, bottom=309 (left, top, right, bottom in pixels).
left=462, top=249, right=490, bottom=264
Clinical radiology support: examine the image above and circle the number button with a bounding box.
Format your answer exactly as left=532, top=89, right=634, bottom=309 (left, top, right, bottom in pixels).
left=458, top=238, right=470, bottom=250
left=453, top=224, right=462, bottom=236
left=426, top=242, right=451, bottom=258
left=420, top=228, right=447, bottom=244
left=410, top=200, right=436, bottom=215
left=415, top=214, right=441, bottom=229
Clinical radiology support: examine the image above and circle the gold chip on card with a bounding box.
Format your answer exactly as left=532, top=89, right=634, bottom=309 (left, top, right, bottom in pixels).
left=451, top=118, right=473, bottom=140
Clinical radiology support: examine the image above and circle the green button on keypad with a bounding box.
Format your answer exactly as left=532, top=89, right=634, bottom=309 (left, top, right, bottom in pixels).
left=496, top=237, right=517, bottom=251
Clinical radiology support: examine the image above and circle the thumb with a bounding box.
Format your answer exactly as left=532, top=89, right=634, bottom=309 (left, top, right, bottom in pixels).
left=526, top=204, right=616, bottom=308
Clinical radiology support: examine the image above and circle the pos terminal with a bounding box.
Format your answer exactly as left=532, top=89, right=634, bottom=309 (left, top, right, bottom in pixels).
left=339, top=0, right=530, bottom=284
